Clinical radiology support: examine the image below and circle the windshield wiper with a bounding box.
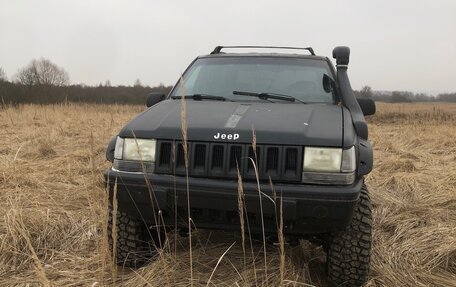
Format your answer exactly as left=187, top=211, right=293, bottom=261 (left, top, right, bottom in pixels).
left=232, top=91, right=307, bottom=104
left=171, top=94, right=229, bottom=101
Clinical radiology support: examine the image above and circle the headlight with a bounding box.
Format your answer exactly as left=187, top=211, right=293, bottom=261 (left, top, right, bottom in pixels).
left=114, top=137, right=157, bottom=162
left=302, top=146, right=356, bottom=185
left=123, top=138, right=157, bottom=161
left=303, top=147, right=342, bottom=172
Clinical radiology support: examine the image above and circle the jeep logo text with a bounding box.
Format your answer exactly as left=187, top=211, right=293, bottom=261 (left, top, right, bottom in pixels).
left=214, top=133, right=239, bottom=140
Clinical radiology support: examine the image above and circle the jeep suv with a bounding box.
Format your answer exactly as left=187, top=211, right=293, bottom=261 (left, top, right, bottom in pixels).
left=104, top=46, right=375, bottom=286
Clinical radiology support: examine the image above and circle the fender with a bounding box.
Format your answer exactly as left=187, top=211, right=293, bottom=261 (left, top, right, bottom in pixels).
left=106, top=136, right=117, bottom=162
left=357, top=137, right=373, bottom=176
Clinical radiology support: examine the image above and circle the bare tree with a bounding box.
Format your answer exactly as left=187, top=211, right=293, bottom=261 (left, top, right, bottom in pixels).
left=15, top=58, right=69, bottom=86
left=0, top=67, right=6, bottom=82
left=134, top=78, right=142, bottom=87
left=359, top=86, right=373, bottom=98
left=391, top=91, right=413, bottom=103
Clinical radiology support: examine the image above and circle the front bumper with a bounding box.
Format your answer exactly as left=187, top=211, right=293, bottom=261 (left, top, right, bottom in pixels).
left=104, top=169, right=363, bottom=235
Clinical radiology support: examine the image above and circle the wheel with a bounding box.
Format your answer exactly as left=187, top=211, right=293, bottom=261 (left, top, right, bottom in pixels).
left=326, top=184, right=372, bottom=286
left=108, top=203, right=166, bottom=267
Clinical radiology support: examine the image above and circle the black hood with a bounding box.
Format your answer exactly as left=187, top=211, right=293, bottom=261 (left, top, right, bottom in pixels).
left=119, top=100, right=344, bottom=147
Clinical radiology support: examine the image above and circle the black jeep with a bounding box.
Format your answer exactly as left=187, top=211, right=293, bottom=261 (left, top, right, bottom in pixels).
left=105, top=46, right=375, bottom=286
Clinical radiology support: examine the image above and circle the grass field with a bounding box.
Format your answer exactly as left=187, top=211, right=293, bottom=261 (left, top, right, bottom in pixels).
left=0, top=102, right=455, bottom=286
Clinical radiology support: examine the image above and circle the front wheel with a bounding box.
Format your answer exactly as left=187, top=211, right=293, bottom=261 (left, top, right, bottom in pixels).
left=326, top=184, right=373, bottom=286
left=108, top=203, right=166, bottom=268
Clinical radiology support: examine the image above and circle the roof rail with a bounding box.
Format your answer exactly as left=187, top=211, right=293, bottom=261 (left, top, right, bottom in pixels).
left=210, top=45, right=315, bottom=56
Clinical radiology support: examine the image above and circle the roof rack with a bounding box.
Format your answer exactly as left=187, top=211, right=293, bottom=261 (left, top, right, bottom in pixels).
left=210, top=45, right=315, bottom=56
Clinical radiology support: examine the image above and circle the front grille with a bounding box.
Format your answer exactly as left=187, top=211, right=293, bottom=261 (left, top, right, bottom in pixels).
left=155, top=140, right=302, bottom=182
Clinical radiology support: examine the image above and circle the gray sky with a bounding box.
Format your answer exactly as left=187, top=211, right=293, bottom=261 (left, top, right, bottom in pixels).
left=1, top=0, right=455, bottom=94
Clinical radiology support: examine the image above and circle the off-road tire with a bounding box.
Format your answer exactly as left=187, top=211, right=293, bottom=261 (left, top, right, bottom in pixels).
left=108, top=203, right=165, bottom=268
left=326, top=184, right=372, bottom=286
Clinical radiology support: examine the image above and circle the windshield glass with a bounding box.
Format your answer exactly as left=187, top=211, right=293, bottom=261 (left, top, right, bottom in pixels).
left=170, top=56, right=336, bottom=103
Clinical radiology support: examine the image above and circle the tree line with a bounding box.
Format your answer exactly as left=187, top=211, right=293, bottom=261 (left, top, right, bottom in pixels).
left=354, top=86, right=456, bottom=103
left=0, top=58, right=172, bottom=105
left=1, top=59, right=455, bottom=105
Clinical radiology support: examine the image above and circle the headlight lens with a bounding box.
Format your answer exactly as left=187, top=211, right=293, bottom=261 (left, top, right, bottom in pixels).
left=302, top=146, right=356, bottom=185
left=303, top=147, right=342, bottom=172
left=123, top=138, right=157, bottom=161
left=115, top=138, right=156, bottom=162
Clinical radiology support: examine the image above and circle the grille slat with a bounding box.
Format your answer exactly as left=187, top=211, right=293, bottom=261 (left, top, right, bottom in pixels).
left=263, top=146, right=281, bottom=180
left=285, top=148, right=297, bottom=170
left=282, top=147, right=302, bottom=180
left=244, top=146, right=261, bottom=179
left=176, top=143, right=186, bottom=168
left=159, top=142, right=172, bottom=167
left=229, top=145, right=243, bottom=172
left=191, top=143, right=208, bottom=176
left=193, top=144, right=206, bottom=168
left=266, top=147, right=279, bottom=171
left=212, top=145, right=224, bottom=170
left=155, top=140, right=302, bottom=182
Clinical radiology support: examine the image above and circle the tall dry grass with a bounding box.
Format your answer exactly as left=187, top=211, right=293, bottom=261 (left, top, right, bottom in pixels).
left=0, top=102, right=455, bottom=286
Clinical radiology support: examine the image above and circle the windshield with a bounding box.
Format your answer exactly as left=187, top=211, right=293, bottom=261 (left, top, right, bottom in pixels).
left=170, top=56, right=336, bottom=103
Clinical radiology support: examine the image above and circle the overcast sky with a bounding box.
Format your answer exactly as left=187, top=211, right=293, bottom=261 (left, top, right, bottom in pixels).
left=1, top=0, right=455, bottom=94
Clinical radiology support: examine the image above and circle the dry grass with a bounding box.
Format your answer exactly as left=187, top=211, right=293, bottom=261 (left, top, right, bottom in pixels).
left=0, top=102, right=455, bottom=286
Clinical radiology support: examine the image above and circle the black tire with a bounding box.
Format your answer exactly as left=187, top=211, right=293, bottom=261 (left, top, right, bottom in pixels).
left=108, top=203, right=165, bottom=268
left=326, top=184, right=372, bottom=286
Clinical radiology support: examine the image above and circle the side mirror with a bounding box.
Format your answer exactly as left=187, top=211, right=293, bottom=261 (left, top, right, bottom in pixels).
left=356, top=97, right=376, bottom=116
left=322, top=74, right=336, bottom=93
left=146, top=93, right=165, bottom=107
